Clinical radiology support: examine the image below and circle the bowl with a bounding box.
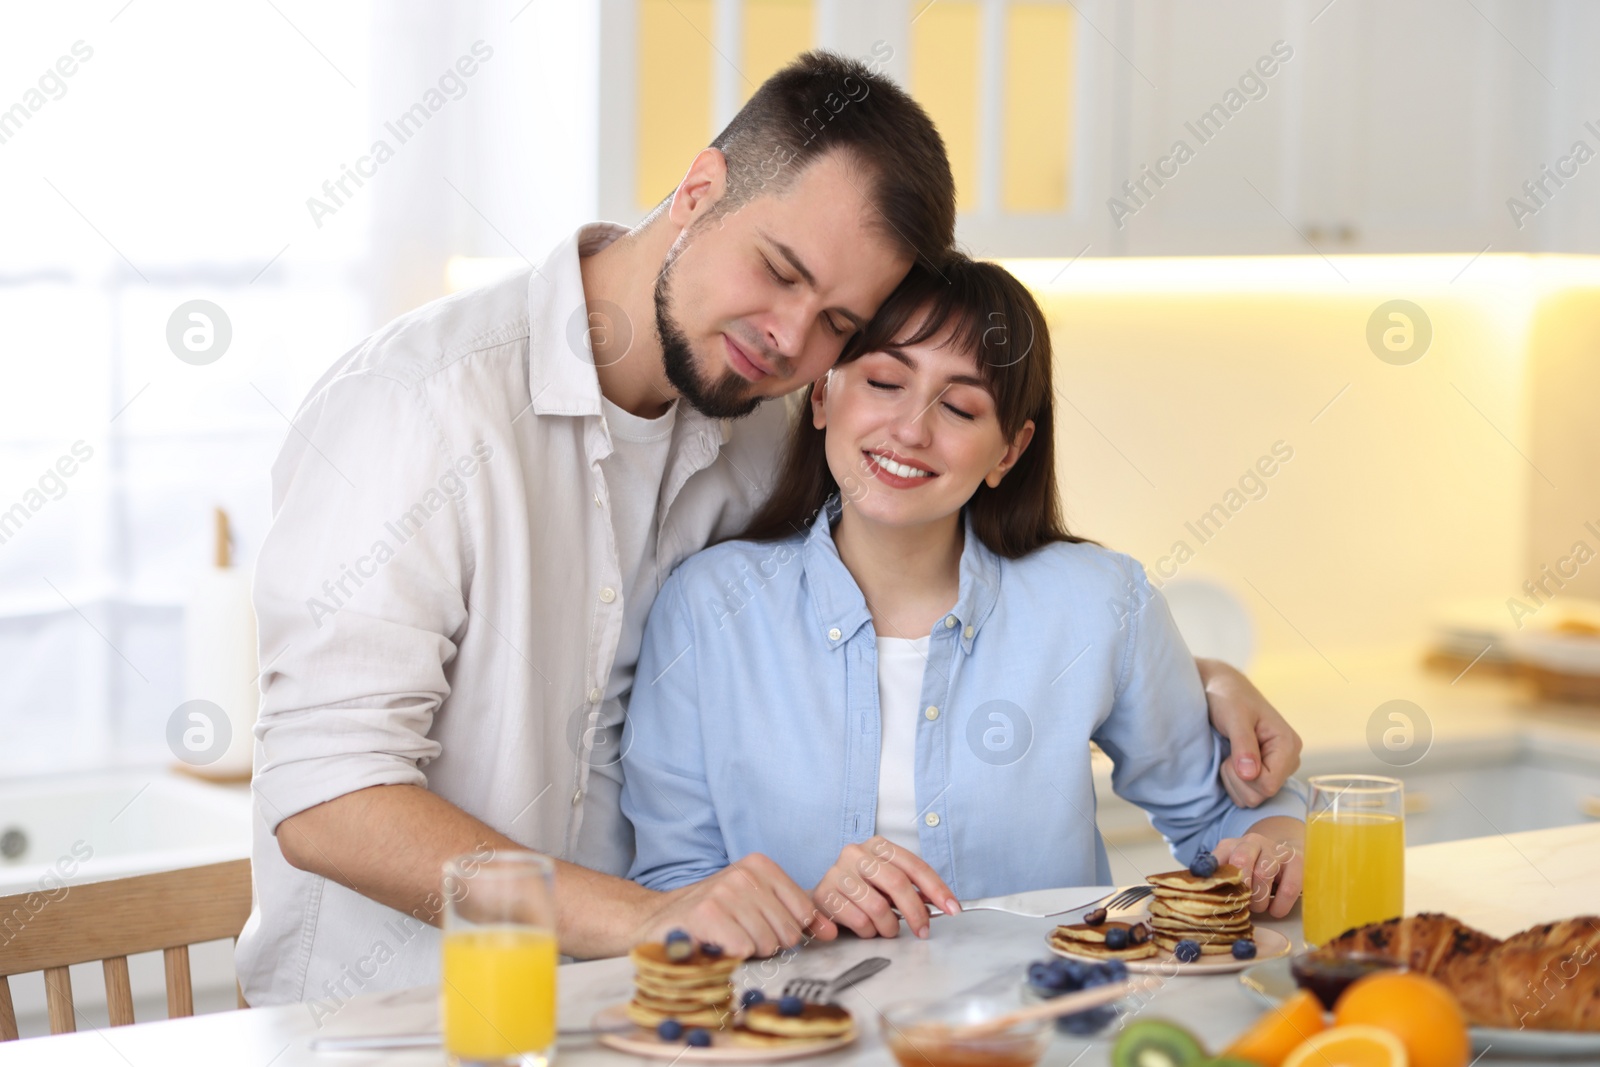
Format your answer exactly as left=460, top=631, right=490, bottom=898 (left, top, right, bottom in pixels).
left=1289, top=951, right=1404, bottom=1010
left=879, top=993, right=1053, bottom=1067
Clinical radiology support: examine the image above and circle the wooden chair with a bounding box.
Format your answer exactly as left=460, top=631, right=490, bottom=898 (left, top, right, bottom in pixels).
left=0, top=859, right=252, bottom=1041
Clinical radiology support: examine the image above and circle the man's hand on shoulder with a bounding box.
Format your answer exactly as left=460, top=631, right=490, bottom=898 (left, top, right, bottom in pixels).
left=1196, top=657, right=1304, bottom=808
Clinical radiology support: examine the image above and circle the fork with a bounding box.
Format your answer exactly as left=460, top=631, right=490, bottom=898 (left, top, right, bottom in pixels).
left=1089, top=884, right=1154, bottom=913
left=780, top=956, right=892, bottom=1002
left=923, top=883, right=1154, bottom=919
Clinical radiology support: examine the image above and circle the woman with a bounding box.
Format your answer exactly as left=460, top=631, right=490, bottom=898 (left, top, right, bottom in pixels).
left=620, top=256, right=1305, bottom=941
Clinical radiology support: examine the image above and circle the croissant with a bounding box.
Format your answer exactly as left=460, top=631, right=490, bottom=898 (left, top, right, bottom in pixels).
left=1318, top=913, right=1600, bottom=1031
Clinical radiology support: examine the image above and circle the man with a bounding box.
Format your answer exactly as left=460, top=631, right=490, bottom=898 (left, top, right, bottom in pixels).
left=237, top=51, right=1301, bottom=1007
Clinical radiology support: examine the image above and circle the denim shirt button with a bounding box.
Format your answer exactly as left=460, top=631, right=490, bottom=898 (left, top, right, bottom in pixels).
left=944, top=616, right=957, bottom=629
left=963, top=625, right=975, bottom=639
left=924, top=812, right=941, bottom=827
left=828, top=627, right=842, bottom=641
left=924, top=706, right=939, bottom=721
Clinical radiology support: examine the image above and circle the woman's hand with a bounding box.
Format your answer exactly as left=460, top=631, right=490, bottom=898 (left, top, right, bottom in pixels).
left=1212, top=815, right=1304, bottom=918
left=1195, top=658, right=1304, bottom=808
left=811, top=836, right=959, bottom=940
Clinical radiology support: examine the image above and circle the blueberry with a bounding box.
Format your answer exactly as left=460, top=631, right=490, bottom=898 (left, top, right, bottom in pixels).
left=1104, top=926, right=1130, bottom=950
left=1081, top=967, right=1113, bottom=988
left=657, top=1019, right=683, bottom=1041
left=685, top=1028, right=712, bottom=1048
left=777, top=995, right=805, bottom=1017
left=1174, top=939, right=1202, bottom=963
left=1232, top=938, right=1257, bottom=960
left=1027, top=961, right=1053, bottom=990
left=700, top=943, right=724, bottom=959
left=1056, top=1005, right=1116, bottom=1036
left=1189, top=852, right=1220, bottom=878
left=665, top=929, right=691, bottom=943
left=740, top=989, right=766, bottom=1009
left=1082, top=907, right=1107, bottom=926
left=1103, top=959, right=1129, bottom=981
left=1048, top=959, right=1085, bottom=991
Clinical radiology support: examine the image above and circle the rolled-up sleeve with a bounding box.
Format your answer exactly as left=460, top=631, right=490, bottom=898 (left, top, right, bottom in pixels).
left=1091, top=560, right=1304, bottom=865
left=620, top=573, right=729, bottom=891
left=251, top=371, right=471, bottom=833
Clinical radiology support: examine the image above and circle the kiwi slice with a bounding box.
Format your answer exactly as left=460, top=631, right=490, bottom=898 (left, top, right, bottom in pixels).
left=1111, top=1020, right=1207, bottom=1067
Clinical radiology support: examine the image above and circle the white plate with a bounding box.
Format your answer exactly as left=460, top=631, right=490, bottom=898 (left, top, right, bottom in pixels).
left=591, top=1004, right=857, bottom=1062
left=1048, top=926, right=1291, bottom=975
left=1239, top=955, right=1600, bottom=1056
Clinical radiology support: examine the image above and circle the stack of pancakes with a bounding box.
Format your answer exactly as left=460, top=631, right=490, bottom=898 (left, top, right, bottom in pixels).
left=732, top=1002, right=856, bottom=1047
left=624, top=942, right=738, bottom=1029
left=1047, top=919, right=1156, bottom=960
left=1146, top=864, right=1254, bottom=956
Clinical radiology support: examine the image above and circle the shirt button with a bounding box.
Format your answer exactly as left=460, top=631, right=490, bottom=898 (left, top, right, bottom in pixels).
left=924, top=812, right=941, bottom=827
left=963, top=625, right=975, bottom=639
left=593, top=493, right=602, bottom=507
left=571, top=789, right=583, bottom=806
left=588, top=688, right=602, bottom=703
left=944, top=616, right=957, bottom=629
left=599, top=587, right=617, bottom=603
left=828, top=627, right=842, bottom=641
left=924, top=706, right=939, bottom=721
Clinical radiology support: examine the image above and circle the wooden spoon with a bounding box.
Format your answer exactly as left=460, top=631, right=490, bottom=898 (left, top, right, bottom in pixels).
left=947, top=979, right=1134, bottom=1039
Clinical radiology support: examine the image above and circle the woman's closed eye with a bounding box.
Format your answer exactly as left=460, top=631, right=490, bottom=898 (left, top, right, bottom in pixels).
left=868, top=379, right=978, bottom=420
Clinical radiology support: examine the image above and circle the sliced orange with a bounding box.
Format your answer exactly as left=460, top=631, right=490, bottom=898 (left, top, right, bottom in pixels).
left=1281, top=1025, right=1408, bottom=1067
left=1333, top=972, right=1469, bottom=1067
left=1224, top=990, right=1328, bottom=1066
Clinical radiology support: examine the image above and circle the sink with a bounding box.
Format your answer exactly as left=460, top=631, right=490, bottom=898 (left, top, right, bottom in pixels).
left=0, top=769, right=252, bottom=896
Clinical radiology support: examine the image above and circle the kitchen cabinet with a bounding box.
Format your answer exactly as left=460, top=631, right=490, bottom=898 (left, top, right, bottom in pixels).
left=1113, top=0, right=1548, bottom=256
left=601, top=0, right=1588, bottom=256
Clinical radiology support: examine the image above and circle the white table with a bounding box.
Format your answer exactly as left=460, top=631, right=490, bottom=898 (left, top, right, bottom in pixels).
left=6, top=823, right=1596, bottom=1066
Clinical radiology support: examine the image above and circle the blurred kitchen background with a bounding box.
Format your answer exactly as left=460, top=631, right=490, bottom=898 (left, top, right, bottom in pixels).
left=5, top=0, right=1600, bottom=1035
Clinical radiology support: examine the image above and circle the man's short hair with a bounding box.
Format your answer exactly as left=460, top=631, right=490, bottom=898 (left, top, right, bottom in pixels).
left=702, top=50, right=955, bottom=266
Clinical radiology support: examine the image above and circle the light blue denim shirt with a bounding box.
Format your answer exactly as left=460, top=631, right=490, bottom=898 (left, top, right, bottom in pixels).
left=621, top=500, right=1305, bottom=897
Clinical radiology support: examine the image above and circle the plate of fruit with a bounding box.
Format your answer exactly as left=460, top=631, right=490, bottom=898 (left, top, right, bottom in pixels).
left=1238, top=913, right=1600, bottom=1056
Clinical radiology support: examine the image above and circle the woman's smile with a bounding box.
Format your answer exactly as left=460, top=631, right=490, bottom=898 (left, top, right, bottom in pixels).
left=863, top=448, right=937, bottom=487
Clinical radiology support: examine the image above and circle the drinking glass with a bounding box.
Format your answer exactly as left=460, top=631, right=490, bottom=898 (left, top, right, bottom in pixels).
left=440, top=851, right=559, bottom=1067
left=1302, top=774, right=1405, bottom=947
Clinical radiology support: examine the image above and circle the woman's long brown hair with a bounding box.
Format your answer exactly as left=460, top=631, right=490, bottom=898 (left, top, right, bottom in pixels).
left=739, top=254, right=1088, bottom=558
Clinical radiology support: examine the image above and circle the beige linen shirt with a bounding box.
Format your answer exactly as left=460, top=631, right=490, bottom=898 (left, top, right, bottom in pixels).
left=236, top=223, right=788, bottom=1007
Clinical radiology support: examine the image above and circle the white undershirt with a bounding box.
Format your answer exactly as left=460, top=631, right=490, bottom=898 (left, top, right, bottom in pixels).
left=875, top=635, right=929, bottom=855
left=599, top=396, right=678, bottom=702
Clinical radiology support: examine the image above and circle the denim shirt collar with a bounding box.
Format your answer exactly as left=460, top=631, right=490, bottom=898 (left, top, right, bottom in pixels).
left=802, top=495, right=1002, bottom=651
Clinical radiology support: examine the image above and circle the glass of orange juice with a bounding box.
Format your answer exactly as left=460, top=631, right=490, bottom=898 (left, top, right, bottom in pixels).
left=1303, top=775, right=1406, bottom=947
left=440, top=851, right=558, bottom=1067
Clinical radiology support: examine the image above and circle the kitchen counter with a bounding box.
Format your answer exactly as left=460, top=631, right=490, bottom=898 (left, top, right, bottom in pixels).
left=1092, top=648, right=1600, bottom=883
left=5, top=822, right=1596, bottom=1066
left=1249, top=647, right=1600, bottom=773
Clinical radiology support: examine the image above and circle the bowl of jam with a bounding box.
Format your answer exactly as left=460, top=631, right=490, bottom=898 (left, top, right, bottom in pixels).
left=880, top=993, right=1052, bottom=1067
left=1289, top=952, right=1404, bottom=1009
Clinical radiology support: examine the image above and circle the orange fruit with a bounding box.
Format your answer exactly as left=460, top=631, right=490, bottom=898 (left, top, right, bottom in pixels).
left=1333, top=972, right=1469, bottom=1067
left=1225, top=990, right=1328, bottom=1066
left=1281, top=1025, right=1408, bottom=1067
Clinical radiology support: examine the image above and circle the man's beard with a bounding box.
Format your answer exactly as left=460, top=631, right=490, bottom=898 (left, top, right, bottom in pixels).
left=654, top=251, right=764, bottom=420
